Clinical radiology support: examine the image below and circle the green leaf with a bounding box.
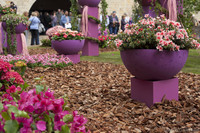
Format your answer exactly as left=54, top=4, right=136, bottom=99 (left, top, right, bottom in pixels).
left=0, top=103, right=3, bottom=112
left=4, top=120, right=19, bottom=133
left=0, top=83, right=2, bottom=88
left=15, top=110, right=30, bottom=119
left=60, top=125, right=70, bottom=133
left=1, top=112, right=11, bottom=121
left=63, top=114, right=73, bottom=123
left=36, top=85, right=44, bottom=93
left=20, top=82, right=29, bottom=90
left=8, top=105, right=18, bottom=113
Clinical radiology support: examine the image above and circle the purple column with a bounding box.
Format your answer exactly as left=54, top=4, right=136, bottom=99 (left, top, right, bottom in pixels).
left=131, top=77, right=179, bottom=107
left=82, top=7, right=99, bottom=56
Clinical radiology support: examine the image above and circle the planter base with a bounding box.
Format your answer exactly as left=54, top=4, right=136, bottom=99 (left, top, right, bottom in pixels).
left=82, top=40, right=99, bottom=56
left=131, top=77, right=179, bottom=107
left=64, top=54, right=80, bottom=64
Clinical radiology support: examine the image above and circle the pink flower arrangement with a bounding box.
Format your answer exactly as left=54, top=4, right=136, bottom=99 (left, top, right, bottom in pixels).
left=0, top=60, right=89, bottom=133
left=0, top=54, right=72, bottom=67
left=0, top=88, right=89, bottom=133
left=46, top=26, right=68, bottom=38
left=116, top=14, right=200, bottom=51
left=52, top=30, right=84, bottom=41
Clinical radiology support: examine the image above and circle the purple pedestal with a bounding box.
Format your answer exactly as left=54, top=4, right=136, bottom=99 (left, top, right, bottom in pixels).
left=131, top=77, right=179, bottom=107
left=5, top=34, right=23, bottom=54
left=65, top=54, right=80, bottom=64
left=82, top=7, right=99, bottom=56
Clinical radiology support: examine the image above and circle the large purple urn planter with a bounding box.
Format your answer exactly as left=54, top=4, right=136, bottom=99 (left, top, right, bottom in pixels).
left=78, top=0, right=101, bottom=7
left=2, top=22, right=26, bottom=34
left=121, top=49, right=188, bottom=107
left=51, top=40, right=85, bottom=64
left=121, top=49, right=188, bottom=81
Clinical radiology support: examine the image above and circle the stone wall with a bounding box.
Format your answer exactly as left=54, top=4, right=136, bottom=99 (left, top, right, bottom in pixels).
left=1, top=0, right=135, bottom=19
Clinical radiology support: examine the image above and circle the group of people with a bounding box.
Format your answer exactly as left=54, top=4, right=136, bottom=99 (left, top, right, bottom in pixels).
left=101, top=11, right=132, bottom=35
left=27, top=9, right=74, bottom=45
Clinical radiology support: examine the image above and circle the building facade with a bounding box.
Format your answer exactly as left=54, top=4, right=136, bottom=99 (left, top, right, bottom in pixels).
left=1, top=0, right=135, bottom=19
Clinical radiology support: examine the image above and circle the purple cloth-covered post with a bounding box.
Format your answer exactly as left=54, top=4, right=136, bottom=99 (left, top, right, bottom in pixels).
left=131, top=77, right=179, bottom=107
left=82, top=7, right=99, bottom=56
left=4, top=34, right=23, bottom=54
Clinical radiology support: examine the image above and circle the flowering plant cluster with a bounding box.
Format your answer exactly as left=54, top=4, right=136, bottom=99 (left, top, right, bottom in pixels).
left=0, top=54, right=72, bottom=68
left=0, top=60, right=89, bottom=133
left=52, top=29, right=84, bottom=41
left=116, top=14, right=200, bottom=51
left=1, top=14, right=28, bottom=26
left=0, top=6, right=15, bottom=15
left=46, top=26, right=68, bottom=38
left=0, top=60, right=24, bottom=90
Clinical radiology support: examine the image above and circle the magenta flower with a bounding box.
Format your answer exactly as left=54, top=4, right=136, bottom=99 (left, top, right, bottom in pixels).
left=36, top=121, right=46, bottom=131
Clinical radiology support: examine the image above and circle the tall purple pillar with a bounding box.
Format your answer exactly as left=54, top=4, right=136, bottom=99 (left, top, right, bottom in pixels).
left=82, top=7, right=99, bottom=56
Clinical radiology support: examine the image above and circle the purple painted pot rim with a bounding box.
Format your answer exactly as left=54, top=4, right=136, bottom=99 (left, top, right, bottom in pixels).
left=120, top=49, right=189, bottom=81
left=120, top=49, right=189, bottom=52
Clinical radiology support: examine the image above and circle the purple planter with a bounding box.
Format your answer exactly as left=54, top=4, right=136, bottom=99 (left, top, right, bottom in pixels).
left=120, top=49, right=188, bottom=81
left=2, top=22, right=26, bottom=34
left=78, top=0, right=101, bottom=7
left=51, top=40, right=85, bottom=55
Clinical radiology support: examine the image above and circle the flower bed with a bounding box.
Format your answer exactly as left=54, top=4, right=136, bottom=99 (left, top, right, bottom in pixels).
left=0, top=60, right=89, bottom=133
left=0, top=54, right=72, bottom=68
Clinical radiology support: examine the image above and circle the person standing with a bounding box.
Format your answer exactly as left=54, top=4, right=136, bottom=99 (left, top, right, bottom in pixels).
left=29, top=12, right=40, bottom=45
left=10, top=2, right=17, bottom=13
left=121, top=15, right=126, bottom=32
left=60, top=11, right=71, bottom=29
left=43, top=12, right=52, bottom=30
left=109, top=11, right=119, bottom=34
left=56, top=9, right=63, bottom=25
left=51, top=11, right=57, bottom=27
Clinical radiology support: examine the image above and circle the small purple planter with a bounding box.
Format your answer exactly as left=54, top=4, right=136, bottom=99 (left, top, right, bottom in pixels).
left=2, top=22, right=26, bottom=34
left=120, top=49, right=188, bottom=81
left=78, top=0, right=101, bottom=7
left=51, top=40, right=85, bottom=64
left=51, top=40, right=84, bottom=55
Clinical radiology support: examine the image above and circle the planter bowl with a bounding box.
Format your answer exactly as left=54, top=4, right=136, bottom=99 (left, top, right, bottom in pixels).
left=120, top=49, right=188, bottom=81
left=78, top=0, right=101, bottom=7
left=51, top=40, right=85, bottom=55
left=2, top=22, right=26, bottom=34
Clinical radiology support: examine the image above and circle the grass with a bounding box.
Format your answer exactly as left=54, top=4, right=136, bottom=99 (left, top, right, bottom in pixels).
left=81, top=49, right=200, bottom=74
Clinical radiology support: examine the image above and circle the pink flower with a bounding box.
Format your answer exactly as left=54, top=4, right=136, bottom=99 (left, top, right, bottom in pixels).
left=63, top=34, right=68, bottom=38
left=144, top=14, right=149, bottom=18
left=36, top=121, right=46, bottom=131
left=156, top=45, right=163, bottom=51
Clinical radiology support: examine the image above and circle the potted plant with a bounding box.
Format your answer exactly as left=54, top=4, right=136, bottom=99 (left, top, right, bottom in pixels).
left=1, top=14, right=28, bottom=34
left=116, top=14, right=200, bottom=81
left=78, top=0, right=101, bottom=7
left=1, top=14, right=28, bottom=55
left=51, top=30, right=85, bottom=64
left=46, top=25, right=67, bottom=40
left=0, top=6, right=15, bottom=18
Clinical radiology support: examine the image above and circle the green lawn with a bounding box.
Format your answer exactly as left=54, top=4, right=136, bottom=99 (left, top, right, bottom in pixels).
left=81, top=49, right=200, bottom=74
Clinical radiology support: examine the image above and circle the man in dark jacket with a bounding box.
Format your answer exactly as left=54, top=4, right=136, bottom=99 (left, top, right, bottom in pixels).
left=109, top=11, right=119, bottom=34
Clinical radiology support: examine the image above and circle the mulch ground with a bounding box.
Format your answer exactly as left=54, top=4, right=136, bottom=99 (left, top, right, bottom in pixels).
left=25, top=48, right=200, bottom=133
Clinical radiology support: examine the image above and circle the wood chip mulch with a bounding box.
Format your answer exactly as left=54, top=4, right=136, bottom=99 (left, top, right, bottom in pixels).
left=24, top=60, right=200, bottom=133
